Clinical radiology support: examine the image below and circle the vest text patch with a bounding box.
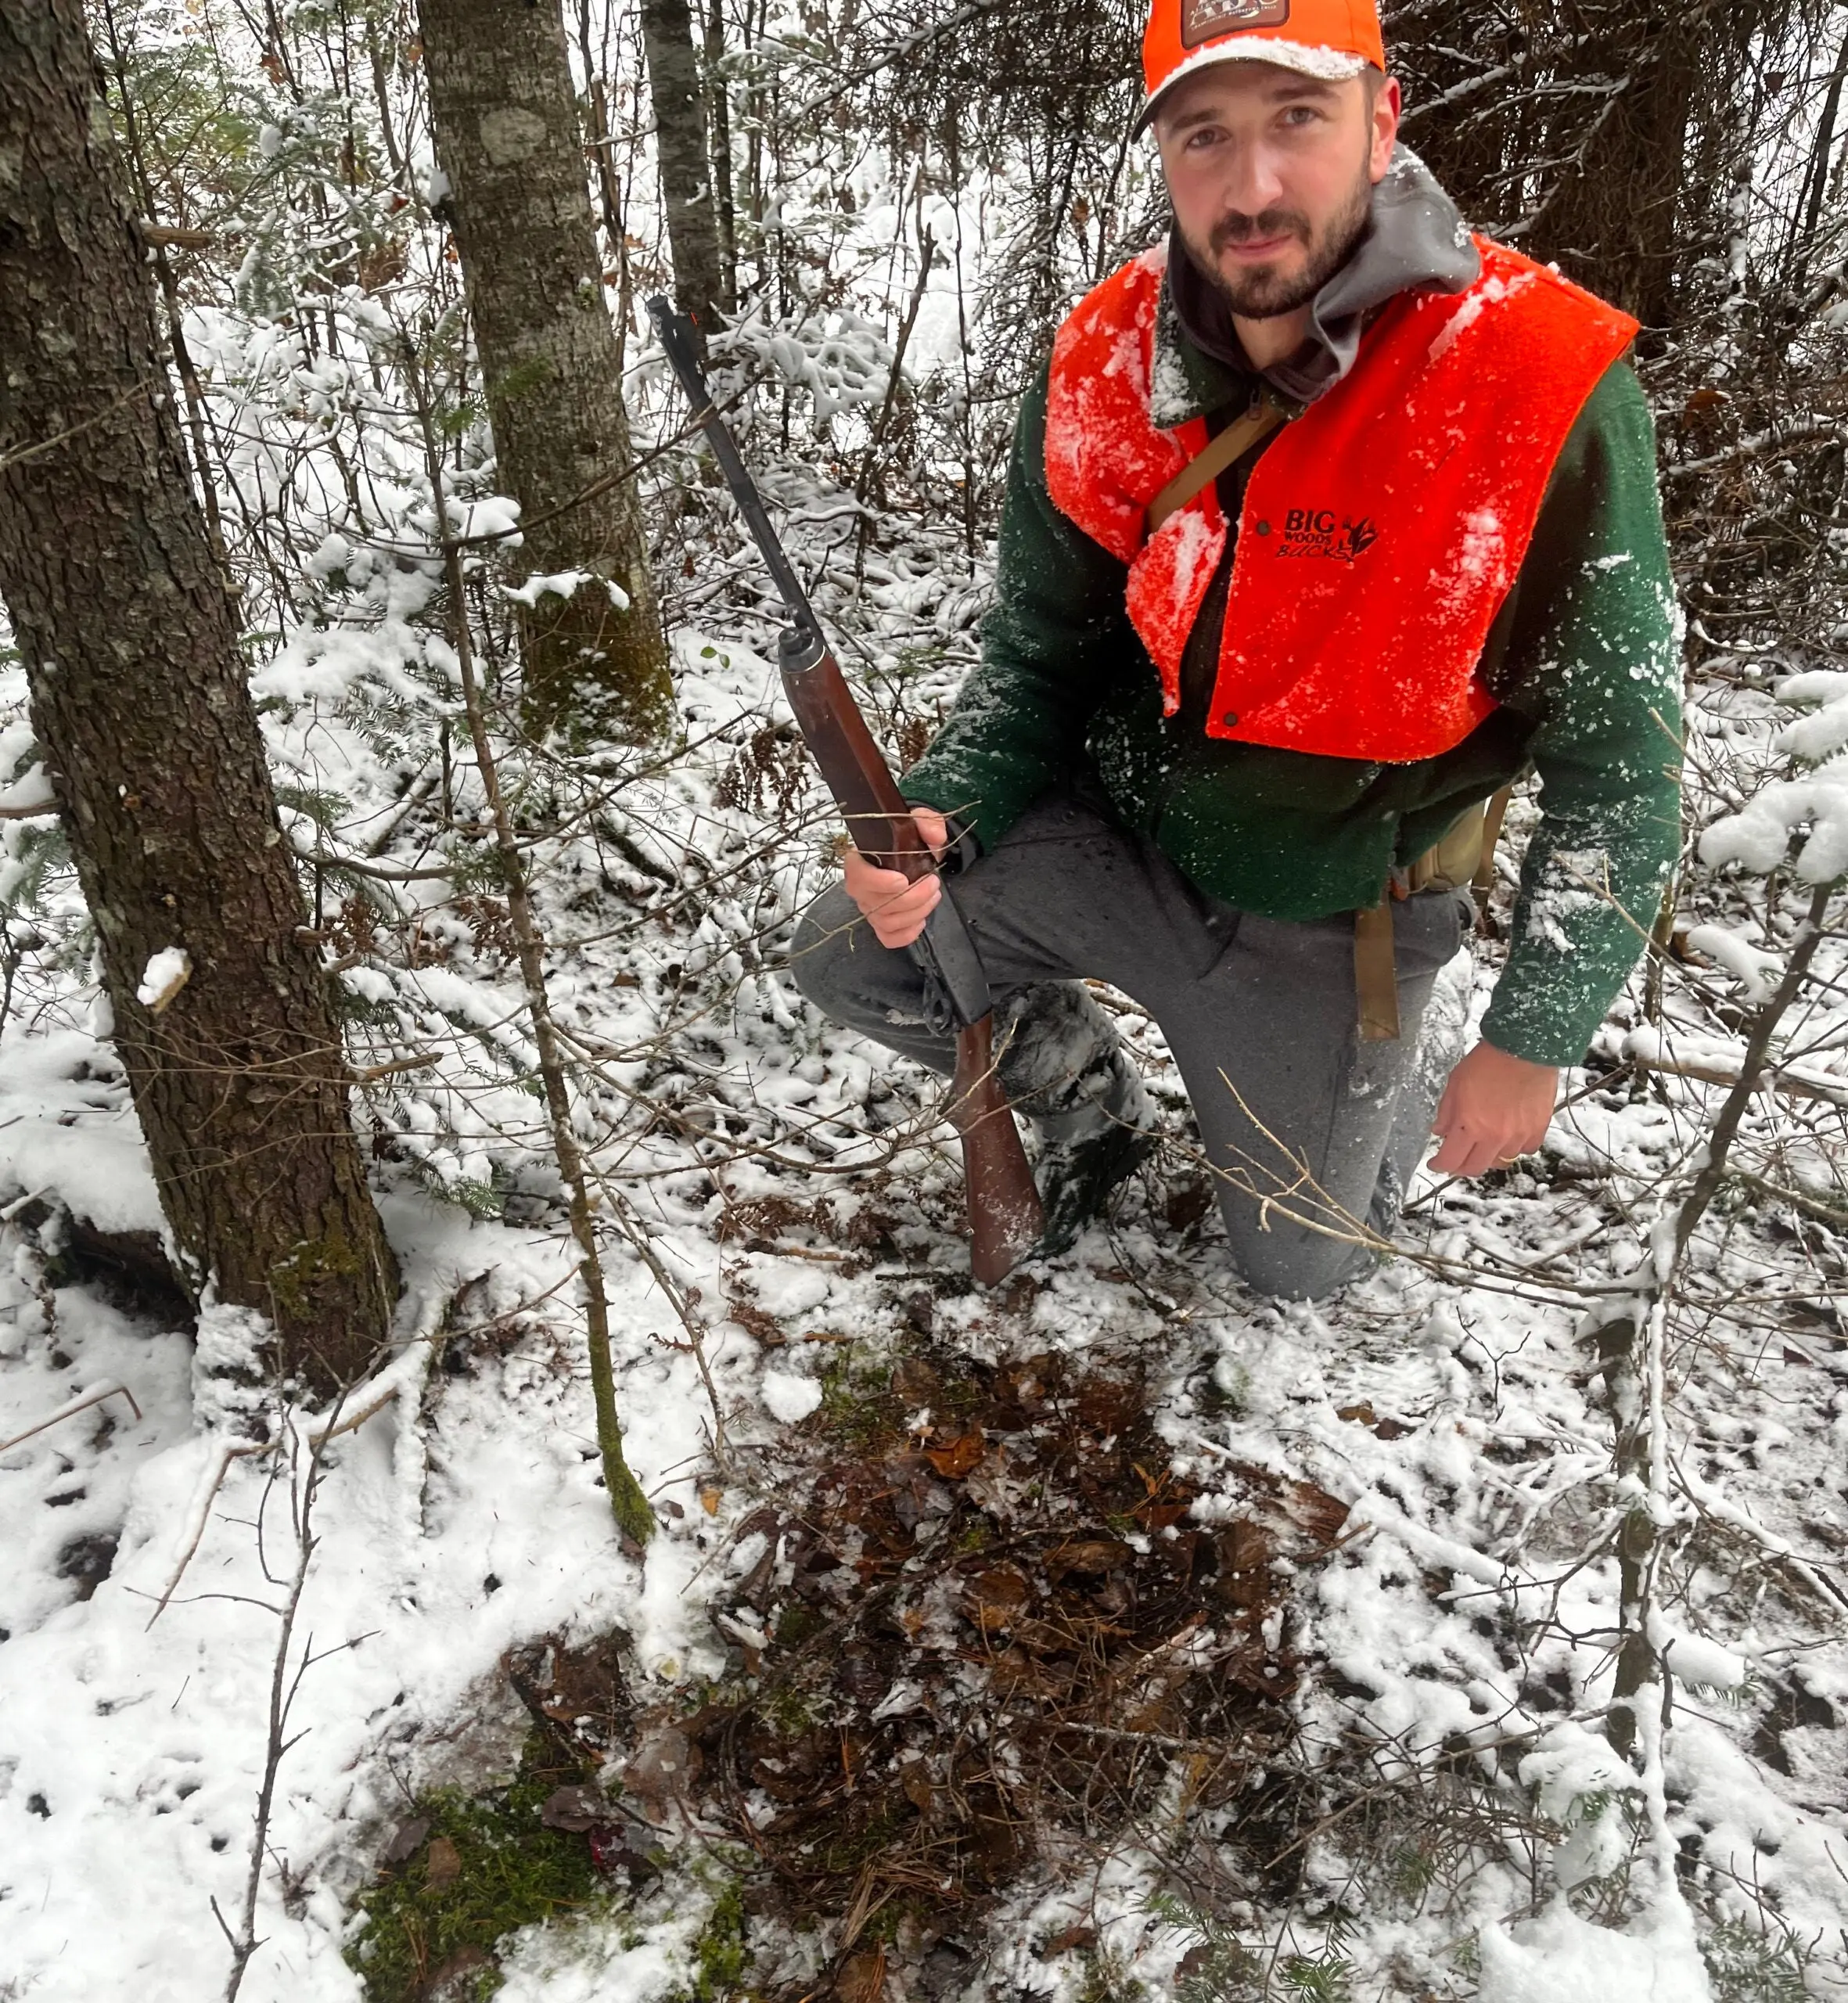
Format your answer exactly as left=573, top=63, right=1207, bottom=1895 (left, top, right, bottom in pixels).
left=1278, top=509, right=1379, bottom=561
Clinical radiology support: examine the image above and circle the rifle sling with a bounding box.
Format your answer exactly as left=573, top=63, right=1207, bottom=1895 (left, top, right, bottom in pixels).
left=1355, top=782, right=1520, bottom=1043
left=1146, top=400, right=1287, bottom=534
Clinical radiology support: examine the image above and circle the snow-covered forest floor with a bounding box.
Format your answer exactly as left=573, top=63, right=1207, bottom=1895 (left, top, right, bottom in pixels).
left=4, top=438, right=1847, bottom=2001
left=5, top=0, right=1848, bottom=1994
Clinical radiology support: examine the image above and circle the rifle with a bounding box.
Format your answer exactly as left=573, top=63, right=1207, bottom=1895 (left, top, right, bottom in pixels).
left=647, top=297, right=1044, bottom=1285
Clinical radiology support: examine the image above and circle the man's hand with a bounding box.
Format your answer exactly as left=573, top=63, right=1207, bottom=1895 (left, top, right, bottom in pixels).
left=1429, top=1040, right=1559, bottom=1178
left=842, top=807, right=950, bottom=949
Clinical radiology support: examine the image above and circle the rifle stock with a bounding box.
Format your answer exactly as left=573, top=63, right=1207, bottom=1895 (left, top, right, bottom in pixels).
left=647, top=293, right=1044, bottom=1283
left=949, top=1015, right=1049, bottom=1286
left=781, top=641, right=1044, bottom=1282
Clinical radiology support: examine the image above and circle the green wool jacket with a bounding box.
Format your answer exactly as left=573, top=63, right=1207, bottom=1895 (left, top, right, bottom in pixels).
left=901, top=311, right=1684, bottom=1069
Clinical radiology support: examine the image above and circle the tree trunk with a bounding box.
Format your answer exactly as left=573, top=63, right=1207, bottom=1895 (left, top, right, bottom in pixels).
left=419, top=0, right=674, bottom=745
left=640, top=0, right=728, bottom=340
left=1523, top=23, right=1702, bottom=333
left=0, top=0, right=398, bottom=1396
left=705, top=0, right=737, bottom=313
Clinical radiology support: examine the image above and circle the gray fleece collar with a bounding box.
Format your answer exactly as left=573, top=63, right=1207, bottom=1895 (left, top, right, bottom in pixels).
left=1153, top=146, right=1480, bottom=425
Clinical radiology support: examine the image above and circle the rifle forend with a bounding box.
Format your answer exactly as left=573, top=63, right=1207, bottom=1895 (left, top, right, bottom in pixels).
left=646, top=295, right=1044, bottom=1283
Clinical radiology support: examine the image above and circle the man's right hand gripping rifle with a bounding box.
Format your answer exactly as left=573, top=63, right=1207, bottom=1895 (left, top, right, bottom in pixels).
left=647, top=298, right=1044, bottom=1286
left=846, top=807, right=952, bottom=951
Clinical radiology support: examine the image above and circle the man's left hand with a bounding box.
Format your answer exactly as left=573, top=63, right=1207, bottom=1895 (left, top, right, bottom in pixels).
left=1429, top=1041, right=1559, bottom=1178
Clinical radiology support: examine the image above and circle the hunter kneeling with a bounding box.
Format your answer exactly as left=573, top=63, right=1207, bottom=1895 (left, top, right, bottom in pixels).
left=793, top=0, right=1682, bottom=1300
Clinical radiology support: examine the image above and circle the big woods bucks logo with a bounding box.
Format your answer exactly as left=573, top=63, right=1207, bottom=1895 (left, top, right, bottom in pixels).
left=1181, top=0, right=1291, bottom=47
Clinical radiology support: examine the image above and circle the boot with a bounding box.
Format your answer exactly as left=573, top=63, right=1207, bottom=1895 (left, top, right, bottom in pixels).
left=996, top=984, right=1159, bottom=1255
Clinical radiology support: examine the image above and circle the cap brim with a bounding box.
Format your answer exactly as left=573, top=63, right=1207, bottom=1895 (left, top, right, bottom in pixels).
left=1135, top=38, right=1373, bottom=136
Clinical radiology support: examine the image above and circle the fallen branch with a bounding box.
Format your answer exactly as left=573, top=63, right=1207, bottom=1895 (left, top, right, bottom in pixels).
left=1727, top=1167, right=1848, bottom=1232
left=0, top=1379, right=142, bottom=1454
left=1612, top=1025, right=1848, bottom=1109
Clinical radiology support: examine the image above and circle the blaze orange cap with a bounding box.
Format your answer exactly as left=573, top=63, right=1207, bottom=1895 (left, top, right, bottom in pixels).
left=1137, top=0, right=1386, bottom=134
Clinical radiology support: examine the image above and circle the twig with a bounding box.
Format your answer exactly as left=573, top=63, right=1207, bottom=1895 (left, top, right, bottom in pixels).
left=0, top=1379, right=142, bottom=1454
left=406, top=334, right=653, bottom=1550
left=1727, top=1167, right=1848, bottom=1232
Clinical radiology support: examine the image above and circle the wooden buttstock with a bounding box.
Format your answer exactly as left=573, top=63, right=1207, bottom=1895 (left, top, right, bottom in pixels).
left=784, top=645, right=1041, bottom=1281
left=949, top=1015, right=1044, bottom=1286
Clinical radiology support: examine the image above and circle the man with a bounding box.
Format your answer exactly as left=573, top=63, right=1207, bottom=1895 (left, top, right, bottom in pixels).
left=793, top=0, right=1681, bottom=1299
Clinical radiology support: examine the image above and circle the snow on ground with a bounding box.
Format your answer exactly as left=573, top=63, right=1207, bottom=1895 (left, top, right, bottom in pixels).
left=3, top=526, right=1847, bottom=2000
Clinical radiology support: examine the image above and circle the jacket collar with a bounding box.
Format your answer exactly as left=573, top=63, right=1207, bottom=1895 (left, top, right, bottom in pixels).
left=1149, top=146, right=1480, bottom=430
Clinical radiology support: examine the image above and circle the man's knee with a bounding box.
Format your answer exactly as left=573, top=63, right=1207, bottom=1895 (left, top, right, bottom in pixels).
left=787, top=886, right=869, bottom=1013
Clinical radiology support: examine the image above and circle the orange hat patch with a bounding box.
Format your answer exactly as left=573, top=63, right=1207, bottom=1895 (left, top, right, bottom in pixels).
left=1140, top=0, right=1386, bottom=131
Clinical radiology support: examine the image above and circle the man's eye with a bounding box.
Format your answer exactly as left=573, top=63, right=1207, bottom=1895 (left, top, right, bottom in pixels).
left=1186, top=127, right=1223, bottom=149
left=1282, top=105, right=1321, bottom=127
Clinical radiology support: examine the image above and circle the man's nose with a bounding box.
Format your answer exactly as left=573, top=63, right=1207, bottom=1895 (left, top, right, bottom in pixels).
left=1220, top=139, right=1286, bottom=220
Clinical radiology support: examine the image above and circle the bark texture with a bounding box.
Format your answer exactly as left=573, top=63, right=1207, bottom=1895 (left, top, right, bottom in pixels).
left=0, top=0, right=398, bottom=1392
left=1521, top=31, right=1701, bottom=332
left=419, top=0, right=674, bottom=744
left=641, top=0, right=727, bottom=338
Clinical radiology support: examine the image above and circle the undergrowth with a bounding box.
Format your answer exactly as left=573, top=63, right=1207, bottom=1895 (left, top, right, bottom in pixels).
left=346, top=1725, right=607, bottom=2003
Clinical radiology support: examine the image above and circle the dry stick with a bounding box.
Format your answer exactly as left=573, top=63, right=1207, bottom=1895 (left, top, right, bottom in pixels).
left=408, top=347, right=653, bottom=1551
left=598, top=1178, right=732, bottom=1473
left=219, top=1409, right=340, bottom=2003
left=1588, top=876, right=1838, bottom=1760
left=0, top=1379, right=142, bottom=1454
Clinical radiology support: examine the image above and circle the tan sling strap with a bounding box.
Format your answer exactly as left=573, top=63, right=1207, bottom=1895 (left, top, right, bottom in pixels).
left=1354, top=900, right=1401, bottom=1044
left=1146, top=398, right=1287, bottom=534
left=1472, top=780, right=1515, bottom=913
left=1354, top=781, right=1520, bottom=1043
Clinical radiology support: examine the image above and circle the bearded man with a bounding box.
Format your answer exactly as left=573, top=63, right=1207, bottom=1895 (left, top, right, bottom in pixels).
left=792, top=0, right=1682, bottom=1299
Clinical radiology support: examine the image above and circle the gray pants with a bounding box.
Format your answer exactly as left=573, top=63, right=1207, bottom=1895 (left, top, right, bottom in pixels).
left=789, top=793, right=1472, bottom=1299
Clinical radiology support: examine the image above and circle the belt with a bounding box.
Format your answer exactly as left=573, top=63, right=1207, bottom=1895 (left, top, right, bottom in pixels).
left=1354, top=783, right=1515, bottom=1042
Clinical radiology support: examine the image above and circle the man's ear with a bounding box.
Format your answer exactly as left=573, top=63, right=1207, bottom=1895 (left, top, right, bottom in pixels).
left=1368, top=74, right=1402, bottom=182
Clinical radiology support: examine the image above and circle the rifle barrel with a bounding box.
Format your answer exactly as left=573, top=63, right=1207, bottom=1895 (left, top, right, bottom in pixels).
left=645, top=297, right=820, bottom=643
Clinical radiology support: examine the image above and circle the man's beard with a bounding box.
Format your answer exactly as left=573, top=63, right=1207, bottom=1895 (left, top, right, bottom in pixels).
left=1180, top=168, right=1373, bottom=320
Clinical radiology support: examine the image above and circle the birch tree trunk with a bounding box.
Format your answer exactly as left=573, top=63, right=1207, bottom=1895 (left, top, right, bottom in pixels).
left=641, top=0, right=728, bottom=339
left=0, top=0, right=398, bottom=1395
left=419, top=0, right=674, bottom=745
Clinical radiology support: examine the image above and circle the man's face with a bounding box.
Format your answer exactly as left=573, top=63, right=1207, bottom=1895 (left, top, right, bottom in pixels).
left=1155, top=62, right=1400, bottom=319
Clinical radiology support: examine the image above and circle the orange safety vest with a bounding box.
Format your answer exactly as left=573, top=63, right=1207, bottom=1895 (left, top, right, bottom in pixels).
left=1044, top=238, right=1640, bottom=764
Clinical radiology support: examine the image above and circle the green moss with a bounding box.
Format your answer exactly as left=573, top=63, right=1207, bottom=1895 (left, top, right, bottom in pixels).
left=816, top=1354, right=906, bottom=1451
left=773, top=1602, right=824, bottom=1647
left=690, top=1879, right=750, bottom=2001
left=268, top=1219, right=364, bottom=1325
left=346, top=1730, right=606, bottom=2003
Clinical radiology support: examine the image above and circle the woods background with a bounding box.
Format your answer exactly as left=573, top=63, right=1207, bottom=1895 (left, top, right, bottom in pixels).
left=2, top=2, right=1848, bottom=2001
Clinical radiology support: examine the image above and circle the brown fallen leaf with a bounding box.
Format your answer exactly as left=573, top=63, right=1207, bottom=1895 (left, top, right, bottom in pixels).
left=891, top=1356, right=942, bottom=1404
left=540, top=1785, right=610, bottom=1832
left=381, top=1814, right=430, bottom=1867
left=963, top=1563, right=1031, bottom=1635
left=621, top=1726, right=703, bottom=1805
left=1048, top=1537, right=1131, bottom=1575
left=423, top=1835, right=462, bottom=1890
left=925, top=1429, right=986, bottom=1479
